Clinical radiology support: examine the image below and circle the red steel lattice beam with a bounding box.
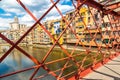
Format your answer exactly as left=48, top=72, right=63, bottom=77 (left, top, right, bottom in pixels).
left=0, top=0, right=120, bottom=80
left=16, top=0, right=90, bottom=79
left=78, top=0, right=120, bottom=17
left=105, top=2, right=120, bottom=10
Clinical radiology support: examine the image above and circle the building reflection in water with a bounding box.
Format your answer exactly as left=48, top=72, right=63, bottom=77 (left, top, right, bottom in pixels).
left=0, top=46, right=78, bottom=80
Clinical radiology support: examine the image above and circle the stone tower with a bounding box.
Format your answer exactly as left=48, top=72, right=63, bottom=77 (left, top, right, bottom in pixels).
left=10, top=16, right=19, bottom=30
left=14, top=16, right=19, bottom=23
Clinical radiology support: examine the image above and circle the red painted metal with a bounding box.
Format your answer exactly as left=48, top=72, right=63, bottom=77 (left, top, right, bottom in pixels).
left=102, top=0, right=112, bottom=6
left=0, top=0, right=120, bottom=80
left=0, top=0, right=60, bottom=63
left=78, top=0, right=120, bottom=17
left=16, top=1, right=86, bottom=79
left=0, top=32, right=59, bottom=79
left=0, top=33, right=39, bottom=64
left=68, top=53, right=120, bottom=80
left=105, top=2, right=120, bottom=10
left=17, top=0, right=80, bottom=67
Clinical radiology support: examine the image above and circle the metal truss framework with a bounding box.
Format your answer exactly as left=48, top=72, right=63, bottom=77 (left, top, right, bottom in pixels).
left=0, top=0, right=120, bottom=80
left=106, top=2, right=120, bottom=9
left=78, top=0, right=120, bottom=17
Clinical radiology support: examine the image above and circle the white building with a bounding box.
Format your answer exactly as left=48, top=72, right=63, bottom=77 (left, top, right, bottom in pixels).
left=10, top=16, right=26, bottom=30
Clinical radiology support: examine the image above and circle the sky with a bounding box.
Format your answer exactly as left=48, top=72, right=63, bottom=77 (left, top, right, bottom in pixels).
left=0, top=0, right=74, bottom=30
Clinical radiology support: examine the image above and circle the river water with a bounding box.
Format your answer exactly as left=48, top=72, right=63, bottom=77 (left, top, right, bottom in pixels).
left=0, top=46, right=84, bottom=80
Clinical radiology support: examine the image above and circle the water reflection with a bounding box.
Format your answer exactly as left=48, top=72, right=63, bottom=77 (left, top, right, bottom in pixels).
left=0, top=46, right=70, bottom=80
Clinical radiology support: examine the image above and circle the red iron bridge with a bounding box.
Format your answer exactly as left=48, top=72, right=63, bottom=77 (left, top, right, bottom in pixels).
left=0, top=0, right=120, bottom=80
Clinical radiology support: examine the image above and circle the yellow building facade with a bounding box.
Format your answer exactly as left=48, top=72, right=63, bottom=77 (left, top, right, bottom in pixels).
left=51, top=19, right=64, bottom=44
left=5, top=7, right=118, bottom=47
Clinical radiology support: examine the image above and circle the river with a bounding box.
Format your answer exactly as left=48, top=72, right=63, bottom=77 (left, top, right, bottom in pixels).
left=0, top=46, right=85, bottom=80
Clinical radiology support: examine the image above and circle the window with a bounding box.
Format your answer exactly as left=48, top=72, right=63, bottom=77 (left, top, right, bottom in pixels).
left=88, top=17, right=90, bottom=22
left=78, top=18, right=82, bottom=22
left=107, top=23, right=110, bottom=27
left=79, top=26, right=84, bottom=29
left=88, top=11, right=90, bottom=15
left=105, top=31, right=110, bottom=35
left=103, top=39, right=109, bottom=43
left=86, top=38, right=91, bottom=43
left=80, top=39, right=84, bottom=42
left=95, top=13, right=99, bottom=20
left=69, top=12, right=73, bottom=16
left=81, top=12, right=85, bottom=16
left=102, top=32, right=105, bottom=35
left=96, top=39, right=101, bottom=43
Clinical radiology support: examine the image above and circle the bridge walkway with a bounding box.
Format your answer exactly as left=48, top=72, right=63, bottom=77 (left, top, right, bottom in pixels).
left=83, top=55, right=120, bottom=80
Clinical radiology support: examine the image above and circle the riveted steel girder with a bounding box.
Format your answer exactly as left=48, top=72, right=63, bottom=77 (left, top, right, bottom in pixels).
left=77, top=0, right=120, bottom=18
left=106, top=2, right=120, bottom=10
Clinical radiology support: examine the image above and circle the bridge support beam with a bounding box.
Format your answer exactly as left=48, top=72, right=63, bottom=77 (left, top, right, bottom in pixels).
left=77, top=0, right=120, bottom=18
left=0, top=46, right=2, bottom=53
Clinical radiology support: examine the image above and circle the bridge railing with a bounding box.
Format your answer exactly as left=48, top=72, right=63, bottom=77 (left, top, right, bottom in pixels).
left=0, top=0, right=120, bottom=80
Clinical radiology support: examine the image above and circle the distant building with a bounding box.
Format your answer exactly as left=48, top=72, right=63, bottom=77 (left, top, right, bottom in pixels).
left=1, top=7, right=119, bottom=47
left=10, top=16, right=26, bottom=30
left=51, top=19, right=64, bottom=44
left=8, top=16, right=33, bottom=44
left=32, top=24, right=51, bottom=44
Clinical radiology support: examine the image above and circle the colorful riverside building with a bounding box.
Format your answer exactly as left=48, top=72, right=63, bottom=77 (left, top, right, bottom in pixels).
left=82, top=8, right=102, bottom=47
left=49, top=6, right=97, bottom=46
left=2, top=6, right=119, bottom=47
left=65, top=10, right=76, bottom=44
left=65, top=6, right=109, bottom=47
left=100, top=0, right=120, bottom=47
left=44, top=7, right=91, bottom=45
left=76, top=7, right=91, bottom=45
left=37, top=5, right=119, bottom=47
left=8, top=16, right=33, bottom=44
left=65, top=7, right=93, bottom=45
left=51, top=19, right=64, bottom=44
left=32, top=23, right=51, bottom=45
